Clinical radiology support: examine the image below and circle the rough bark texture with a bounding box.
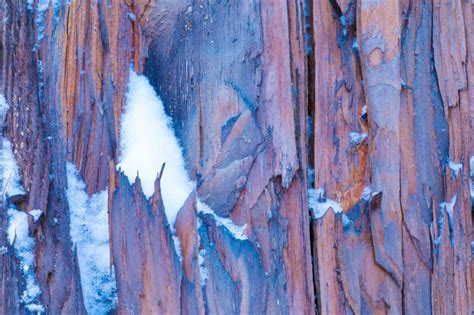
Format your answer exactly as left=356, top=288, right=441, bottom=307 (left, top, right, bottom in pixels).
left=310, top=0, right=473, bottom=314
left=109, top=170, right=183, bottom=314
left=0, top=0, right=472, bottom=314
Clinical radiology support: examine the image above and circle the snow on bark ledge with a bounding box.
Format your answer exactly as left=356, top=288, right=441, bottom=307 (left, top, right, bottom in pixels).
left=66, top=162, right=116, bottom=314
left=447, top=158, right=463, bottom=178
left=1, top=138, right=25, bottom=196
left=435, top=195, right=457, bottom=249
left=308, top=188, right=343, bottom=219
left=197, top=200, right=247, bottom=240
left=117, top=70, right=194, bottom=227
left=0, top=95, right=24, bottom=196
left=7, top=207, right=45, bottom=313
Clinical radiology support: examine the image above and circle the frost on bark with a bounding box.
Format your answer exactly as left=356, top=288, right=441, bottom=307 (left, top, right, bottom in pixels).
left=0, top=0, right=472, bottom=314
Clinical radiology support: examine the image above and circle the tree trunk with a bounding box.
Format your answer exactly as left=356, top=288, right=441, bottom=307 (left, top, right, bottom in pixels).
left=0, top=0, right=472, bottom=314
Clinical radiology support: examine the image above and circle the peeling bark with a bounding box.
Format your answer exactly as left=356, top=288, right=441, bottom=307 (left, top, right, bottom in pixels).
left=311, top=0, right=473, bottom=314
left=0, top=0, right=472, bottom=313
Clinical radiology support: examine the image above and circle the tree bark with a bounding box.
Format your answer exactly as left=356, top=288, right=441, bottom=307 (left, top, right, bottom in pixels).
left=0, top=0, right=472, bottom=314
left=310, top=0, right=473, bottom=313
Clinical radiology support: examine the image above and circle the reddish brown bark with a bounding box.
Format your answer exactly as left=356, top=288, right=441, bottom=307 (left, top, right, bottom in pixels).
left=109, top=169, right=182, bottom=314
left=0, top=0, right=472, bottom=314
left=310, top=0, right=473, bottom=314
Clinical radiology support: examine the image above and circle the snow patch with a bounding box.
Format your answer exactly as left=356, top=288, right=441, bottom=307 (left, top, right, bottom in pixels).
left=361, top=186, right=372, bottom=201
left=433, top=221, right=444, bottom=250
left=349, top=132, right=367, bottom=146
left=29, top=209, right=43, bottom=222
left=361, top=105, right=367, bottom=117
left=1, top=138, right=25, bottom=197
left=0, top=95, right=24, bottom=197
left=117, top=70, right=194, bottom=226
left=127, top=12, right=136, bottom=21
left=0, top=94, right=9, bottom=118
left=7, top=209, right=30, bottom=247
left=308, top=188, right=343, bottom=219
left=360, top=186, right=381, bottom=203
left=197, top=218, right=208, bottom=287
left=441, top=195, right=456, bottom=229
left=198, top=248, right=208, bottom=287
left=172, top=235, right=183, bottom=263
left=66, top=163, right=116, bottom=314
left=436, top=195, right=457, bottom=247
left=7, top=207, right=44, bottom=313
left=197, top=201, right=247, bottom=240
left=447, top=159, right=463, bottom=177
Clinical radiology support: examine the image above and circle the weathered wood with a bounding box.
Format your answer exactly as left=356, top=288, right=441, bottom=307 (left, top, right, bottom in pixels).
left=310, top=0, right=473, bottom=314
left=1, top=0, right=473, bottom=313
left=109, top=169, right=182, bottom=314
left=141, top=0, right=314, bottom=313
